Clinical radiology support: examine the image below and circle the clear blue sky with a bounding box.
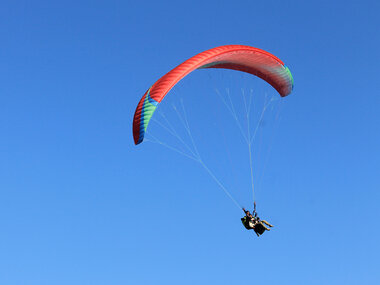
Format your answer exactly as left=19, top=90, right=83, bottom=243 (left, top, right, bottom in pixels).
left=1, top=1, right=379, bottom=284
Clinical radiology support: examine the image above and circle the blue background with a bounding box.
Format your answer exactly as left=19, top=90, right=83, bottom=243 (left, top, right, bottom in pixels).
left=1, top=0, right=379, bottom=284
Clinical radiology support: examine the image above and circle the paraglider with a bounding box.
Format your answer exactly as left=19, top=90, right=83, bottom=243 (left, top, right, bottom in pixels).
left=133, top=45, right=293, bottom=145
left=132, top=45, right=293, bottom=236
left=241, top=203, right=273, bottom=237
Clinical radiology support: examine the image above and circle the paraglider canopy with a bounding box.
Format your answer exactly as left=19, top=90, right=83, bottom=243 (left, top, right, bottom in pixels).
left=133, top=45, right=294, bottom=145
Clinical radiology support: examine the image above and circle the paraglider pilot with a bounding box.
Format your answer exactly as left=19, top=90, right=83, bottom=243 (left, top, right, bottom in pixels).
left=241, top=203, right=273, bottom=237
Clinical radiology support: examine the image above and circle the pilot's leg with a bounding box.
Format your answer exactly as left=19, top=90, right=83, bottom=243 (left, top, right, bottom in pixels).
left=260, top=222, right=271, bottom=231
left=261, top=220, right=273, bottom=227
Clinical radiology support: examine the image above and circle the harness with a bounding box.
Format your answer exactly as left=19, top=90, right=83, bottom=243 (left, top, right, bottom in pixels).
left=241, top=216, right=256, bottom=230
